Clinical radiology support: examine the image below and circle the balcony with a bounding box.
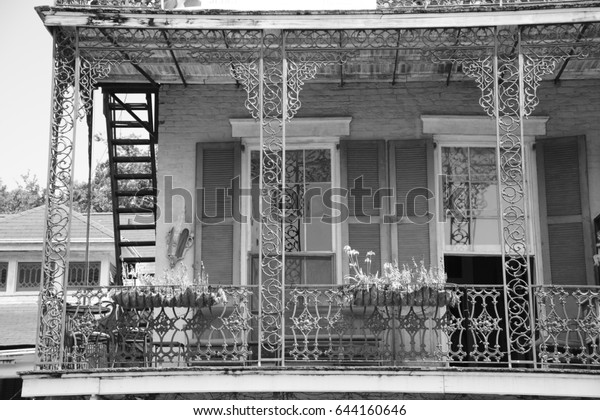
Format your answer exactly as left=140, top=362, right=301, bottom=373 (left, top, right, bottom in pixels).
left=42, top=283, right=599, bottom=370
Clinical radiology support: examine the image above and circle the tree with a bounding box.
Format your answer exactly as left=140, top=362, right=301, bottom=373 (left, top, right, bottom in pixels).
left=72, top=160, right=113, bottom=213
left=72, top=135, right=153, bottom=213
left=0, top=173, right=46, bottom=214
left=0, top=135, right=153, bottom=214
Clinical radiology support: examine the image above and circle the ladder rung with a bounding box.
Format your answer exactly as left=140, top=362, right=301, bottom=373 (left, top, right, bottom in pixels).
left=116, top=189, right=156, bottom=197
left=112, top=139, right=152, bottom=146
left=109, top=103, right=150, bottom=111
left=113, top=156, right=152, bottom=163
left=118, top=224, right=156, bottom=231
left=117, top=207, right=154, bottom=214
left=122, top=257, right=155, bottom=264
left=112, top=121, right=148, bottom=128
left=114, top=173, right=153, bottom=180
left=119, top=241, right=156, bottom=247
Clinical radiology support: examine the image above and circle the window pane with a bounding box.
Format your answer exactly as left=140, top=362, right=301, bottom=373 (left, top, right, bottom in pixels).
left=305, top=216, right=332, bottom=251
left=442, top=147, right=468, bottom=176
left=0, top=262, right=7, bottom=292
left=251, top=148, right=333, bottom=254
left=17, top=262, right=42, bottom=291
left=250, top=255, right=334, bottom=285
left=470, top=182, right=498, bottom=216
left=286, top=150, right=304, bottom=183
left=304, top=257, right=333, bottom=285
left=304, top=150, right=330, bottom=183
left=68, top=262, right=101, bottom=287
left=469, top=147, right=497, bottom=181
left=472, top=218, right=501, bottom=246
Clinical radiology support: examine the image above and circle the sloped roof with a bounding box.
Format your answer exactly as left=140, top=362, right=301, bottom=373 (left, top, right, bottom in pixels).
left=90, top=213, right=156, bottom=258
left=0, top=207, right=113, bottom=242
left=0, top=304, right=38, bottom=347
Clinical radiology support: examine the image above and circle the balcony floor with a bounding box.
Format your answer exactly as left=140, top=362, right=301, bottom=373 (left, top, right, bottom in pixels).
left=20, top=366, right=600, bottom=399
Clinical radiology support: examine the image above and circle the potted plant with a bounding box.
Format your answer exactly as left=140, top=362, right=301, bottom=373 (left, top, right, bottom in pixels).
left=111, top=261, right=227, bottom=309
left=342, top=246, right=459, bottom=308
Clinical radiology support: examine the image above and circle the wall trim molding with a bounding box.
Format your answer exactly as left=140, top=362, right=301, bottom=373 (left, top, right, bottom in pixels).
left=230, top=117, right=352, bottom=139
left=421, top=115, right=549, bottom=137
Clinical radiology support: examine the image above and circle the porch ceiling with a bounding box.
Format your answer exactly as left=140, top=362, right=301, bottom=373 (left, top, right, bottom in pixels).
left=59, top=24, right=600, bottom=85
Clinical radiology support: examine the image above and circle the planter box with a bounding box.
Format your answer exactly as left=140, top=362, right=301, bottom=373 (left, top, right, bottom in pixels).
left=345, top=285, right=459, bottom=308
left=111, top=288, right=218, bottom=310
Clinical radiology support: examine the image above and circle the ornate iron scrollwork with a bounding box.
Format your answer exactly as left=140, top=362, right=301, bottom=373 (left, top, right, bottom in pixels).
left=37, top=30, right=79, bottom=370
left=37, top=29, right=121, bottom=370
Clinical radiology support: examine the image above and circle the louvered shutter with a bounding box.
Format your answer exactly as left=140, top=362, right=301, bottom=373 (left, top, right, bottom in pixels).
left=536, top=136, right=594, bottom=285
left=195, top=142, right=241, bottom=285
left=340, top=140, right=388, bottom=276
left=389, top=139, right=435, bottom=267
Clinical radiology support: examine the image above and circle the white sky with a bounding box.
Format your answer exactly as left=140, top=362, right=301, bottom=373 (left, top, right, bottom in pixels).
left=0, top=1, right=107, bottom=189
left=0, top=1, right=374, bottom=190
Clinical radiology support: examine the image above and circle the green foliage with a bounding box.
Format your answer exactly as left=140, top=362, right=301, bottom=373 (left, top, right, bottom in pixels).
left=0, top=136, right=153, bottom=214
left=0, top=173, right=46, bottom=214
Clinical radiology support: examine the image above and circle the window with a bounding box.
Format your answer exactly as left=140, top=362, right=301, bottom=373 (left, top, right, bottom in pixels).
left=17, top=262, right=42, bottom=291
left=249, top=147, right=337, bottom=285
left=68, top=262, right=101, bottom=287
left=441, top=146, right=500, bottom=254
left=0, top=262, right=7, bottom=292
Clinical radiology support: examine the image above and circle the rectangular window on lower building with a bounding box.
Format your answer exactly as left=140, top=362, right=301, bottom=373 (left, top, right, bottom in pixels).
left=0, top=262, right=7, bottom=292
left=68, top=262, right=101, bottom=287
left=17, top=262, right=42, bottom=291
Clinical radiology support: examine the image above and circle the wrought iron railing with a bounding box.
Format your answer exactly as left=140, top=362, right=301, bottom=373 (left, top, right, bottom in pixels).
left=52, top=0, right=592, bottom=10
left=61, top=285, right=255, bottom=369
left=44, top=283, right=599, bottom=370
left=533, top=284, right=600, bottom=367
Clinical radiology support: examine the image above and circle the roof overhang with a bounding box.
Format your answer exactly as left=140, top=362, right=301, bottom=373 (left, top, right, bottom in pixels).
left=36, top=5, right=600, bottom=30
left=34, top=6, right=600, bottom=85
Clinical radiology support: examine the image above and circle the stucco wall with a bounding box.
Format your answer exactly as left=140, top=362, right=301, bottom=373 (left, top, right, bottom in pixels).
left=156, top=79, right=600, bottom=277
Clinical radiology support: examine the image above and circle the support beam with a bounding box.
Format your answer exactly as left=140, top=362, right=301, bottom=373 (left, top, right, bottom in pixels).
left=392, top=30, right=401, bottom=86
left=162, top=32, right=188, bottom=87
left=493, top=28, right=537, bottom=366
left=339, top=32, right=345, bottom=88
left=445, top=28, right=463, bottom=87
left=98, top=29, right=160, bottom=89
left=445, top=62, right=454, bottom=86
left=222, top=30, right=241, bottom=89
left=554, top=24, right=589, bottom=85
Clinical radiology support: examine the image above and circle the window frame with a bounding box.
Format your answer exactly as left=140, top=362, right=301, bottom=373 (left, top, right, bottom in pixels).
left=433, top=135, right=542, bottom=284
left=16, top=261, right=44, bottom=292
left=438, top=141, right=503, bottom=255
left=66, top=261, right=102, bottom=287
left=241, top=139, right=343, bottom=286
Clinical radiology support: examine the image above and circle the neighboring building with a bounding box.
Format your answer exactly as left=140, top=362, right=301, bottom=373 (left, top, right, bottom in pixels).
left=0, top=207, right=151, bottom=398
left=22, top=1, right=600, bottom=399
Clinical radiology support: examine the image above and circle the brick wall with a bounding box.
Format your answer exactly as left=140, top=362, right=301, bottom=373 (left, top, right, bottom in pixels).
left=156, top=79, right=600, bottom=277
